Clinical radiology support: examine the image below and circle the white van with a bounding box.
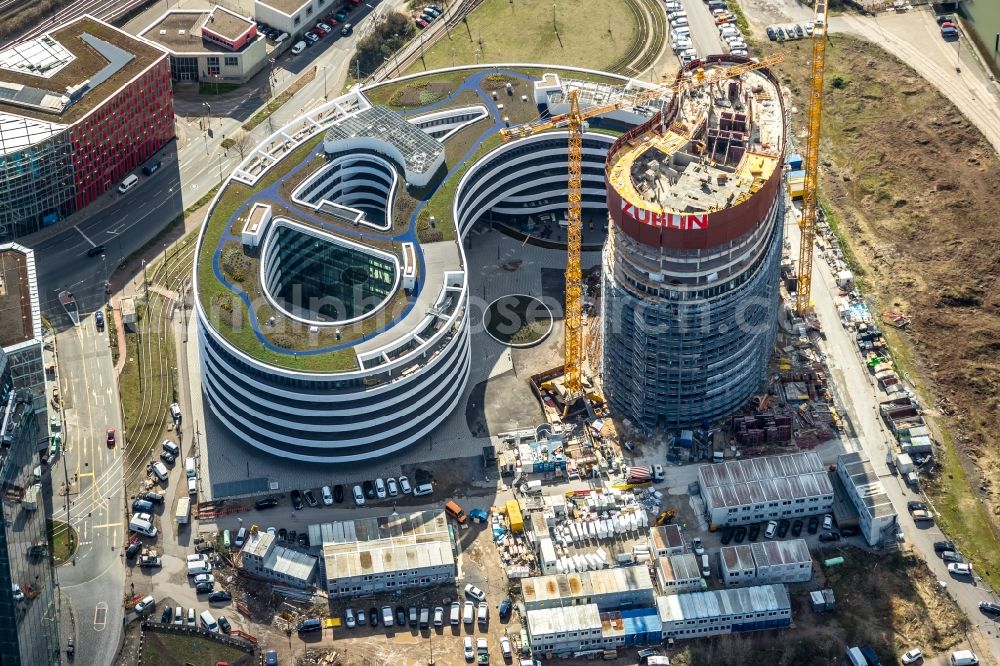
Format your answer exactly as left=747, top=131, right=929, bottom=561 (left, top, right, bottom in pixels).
left=234, top=527, right=248, bottom=548
left=701, top=554, right=711, bottom=578
left=720, top=27, right=740, bottom=40
left=951, top=650, right=980, bottom=666
left=187, top=476, right=197, bottom=495
left=846, top=647, right=866, bottom=666
left=200, top=610, right=219, bottom=633
left=185, top=457, right=196, bottom=478
left=187, top=561, right=212, bottom=576
left=129, top=514, right=156, bottom=537
left=290, top=40, right=306, bottom=55
left=520, top=480, right=543, bottom=495
left=151, top=461, right=169, bottom=482
left=413, top=483, right=433, bottom=496
left=169, top=402, right=181, bottom=422
left=118, top=174, right=138, bottom=194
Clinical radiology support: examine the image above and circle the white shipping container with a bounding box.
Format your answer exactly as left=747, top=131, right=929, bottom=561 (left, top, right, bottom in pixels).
left=587, top=521, right=597, bottom=539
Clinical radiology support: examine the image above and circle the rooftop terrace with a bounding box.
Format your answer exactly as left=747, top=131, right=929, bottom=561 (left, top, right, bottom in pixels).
left=0, top=17, right=165, bottom=125
left=0, top=244, right=39, bottom=349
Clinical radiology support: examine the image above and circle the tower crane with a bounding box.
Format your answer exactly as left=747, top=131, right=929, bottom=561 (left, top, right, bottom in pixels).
left=499, top=54, right=784, bottom=399
left=796, top=0, right=831, bottom=317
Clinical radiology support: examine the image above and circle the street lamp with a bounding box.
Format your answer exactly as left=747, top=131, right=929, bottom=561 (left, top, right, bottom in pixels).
left=202, top=102, right=211, bottom=128
left=323, top=65, right=328, bottom=99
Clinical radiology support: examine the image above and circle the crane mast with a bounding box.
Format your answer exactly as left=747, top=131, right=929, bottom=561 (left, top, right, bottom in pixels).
left=498, top=56, right=784, bottom=400
left=563, top=90, right=585, bottom=395
left=796, top=0, right=831, bottom=317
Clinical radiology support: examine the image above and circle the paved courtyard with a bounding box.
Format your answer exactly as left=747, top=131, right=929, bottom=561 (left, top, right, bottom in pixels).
left=190, top=228, right=603, bottom=498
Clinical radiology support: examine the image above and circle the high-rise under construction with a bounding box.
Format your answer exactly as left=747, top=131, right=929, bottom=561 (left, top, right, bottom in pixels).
left=601, top=56, right=787, bottom=429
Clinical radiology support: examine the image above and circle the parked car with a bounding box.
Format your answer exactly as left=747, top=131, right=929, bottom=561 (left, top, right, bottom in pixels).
left=691, top=538, right=704, bottom=555
left=433, top=606, right=444, bottom=626
left=135, top=595, right=155, bottom=614
left=321, top=486, right=333, bottom=505
left=819, top=532, right=841, bottom=542
left=345, top=608, right=356, bottom=628
left=126, top=541, right=141, bottom=559
left=822, top=514, right=834, bottom=530
left=387, top=478, right=399, bottom=496
left=795, top=24, right=804, bottom=37
left=208, top=590, right=231, bottom=603
left=382, top=606, right=394, bottom=627
left=764, top=520, right=778, bottom=539
left=464, top=584, right=486, bottom=602
left=304, top=31, right=319, bottom=43
left=934, top=540, right=956, bottom=552
left=720, top=527, right=734, bottom=545
left=195, top=581, right=213, bottom=594
left=805, top=21, right=814, bottom=35
left=106, top=427, right=117, bottom=447
left=948, top=562, right=972, bottom=576
left=791, top=520, right=803, bottom=537
left=356, top=608, right=365, bottom=625
left=941, top=26, right=959, bottom=40
left=840, top=525, right=861, bottom=537
left=748, top=523, right=761, bottom=541
left=807, top=516, right=819, bottom=534
left=290, top=490, right=304, bottom=510
left=317, top=21, right=332, bottom=32
left=498, top=597, right=512, bottom=621
left=363, top=480, right=375, bottom=498
left=256, top=496, right=279, bottom=510
left=173, top=606, right=183, bottom=624
left=901, top=648, right=923, bottom=665
left=942, top=551, right=965, bottom=564
left=777, top=519, right=790, bottom=538
left=187, top=608, right=196, bottom=625
left=936, top=14, right=956, bottom=25
left=291, top=41, right=307, bottom=55
left=500, top=635, right=512, bottom=659
left=776, top=26, right=786, bottom=40
left=766, top=26, right=777, bottom=40
left=161, top=606, right=172, bottom=623
left=396, top=605, right=406, bottom=626
left=734, top=525, right=747, bottom=543
left=333, top=484, right=344, bottom=503
left=979, top=601, right=1000, bottom=616
left=912, top=510, right=935, bottom=522
left=303, top=489, right=318, bottom=507
left=907, top=501, right=927, bottom=512
left=398, top=476, right=412, bottom=494
left=353, top=485, right=365, bottom=506
left=298, top=532, right=309, bottom=548
left=464, top=636, right=474, bottom=660
left=218, top=616, right=232, bottom=634
left=313, top=25, right=327, bottom=37
left=193, top=573, right=215, bottom=585
left=415, top=17, right=428, bottom=28
left=369, top=606, right=379, bottom=627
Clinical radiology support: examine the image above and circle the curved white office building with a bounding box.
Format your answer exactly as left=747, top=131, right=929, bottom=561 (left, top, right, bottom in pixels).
left=195, top=67, right=661, bottom=462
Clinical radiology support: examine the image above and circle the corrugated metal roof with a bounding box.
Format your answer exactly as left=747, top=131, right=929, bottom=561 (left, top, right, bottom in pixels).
left=657, top=584, right=791, bottom=623
left=700, top=453, right=830, bottom=509
left=721, top=544, right=755, bottom=572
left=527, top=604, right=602, bottom=637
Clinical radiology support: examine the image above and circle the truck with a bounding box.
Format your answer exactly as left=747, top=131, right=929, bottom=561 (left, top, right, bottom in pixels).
left=626, top=466, right=652, bottom=484
left=894, top=452, right=914, bottom=474
left=176, top=496, right=190, bottom=525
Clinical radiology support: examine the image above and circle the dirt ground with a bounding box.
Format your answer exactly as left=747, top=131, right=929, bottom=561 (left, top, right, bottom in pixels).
left=764, top=32, right=1000, bottom=554
left=664, top=550, right=968, bottom=666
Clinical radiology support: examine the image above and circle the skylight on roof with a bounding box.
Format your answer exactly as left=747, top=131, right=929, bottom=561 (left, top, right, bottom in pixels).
left=0, top=35, right=75, bottom=79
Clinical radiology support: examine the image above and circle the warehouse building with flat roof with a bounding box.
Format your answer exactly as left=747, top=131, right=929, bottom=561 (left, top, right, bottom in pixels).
left=836, top=452, right=898, bottom=547
left=654, top=553, right=703, bottom=595
left=656, top=584, right=792, bottom=640
left=317, top=510, right=456, bottom=597
left=522, top=565, right=656, bottom=612
left=720, top=539, right=813, bottom=587
left=698, top=452, right=834, bottom=526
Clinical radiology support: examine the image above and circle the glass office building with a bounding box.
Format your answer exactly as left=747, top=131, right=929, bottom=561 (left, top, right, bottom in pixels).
left=0, top=350, right=60, bottom=665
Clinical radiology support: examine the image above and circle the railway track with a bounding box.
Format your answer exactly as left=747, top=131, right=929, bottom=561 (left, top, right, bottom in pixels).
left=50, top=242, right=195, bottom=546
left=609, top=0, right=668, bottom=79
left=1, top=0, right=151, bottom=50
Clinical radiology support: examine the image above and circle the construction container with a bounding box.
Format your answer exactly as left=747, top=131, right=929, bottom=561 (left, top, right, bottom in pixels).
left=505, top=500, right=524, bottom=533
left=787, top=178, right=805, bottom=198
left=894, top=453, right=914, bottom=474
left=786, top=153, right=804, bottom=170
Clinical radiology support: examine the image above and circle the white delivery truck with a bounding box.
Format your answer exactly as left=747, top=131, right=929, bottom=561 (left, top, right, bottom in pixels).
left=176, top=496, right=190, bottom=525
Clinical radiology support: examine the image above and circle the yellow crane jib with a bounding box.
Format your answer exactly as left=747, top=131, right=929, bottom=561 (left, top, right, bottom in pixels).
left=498, top=55, right=785, bottom=398
left=796, top=1, right=830, bottom=317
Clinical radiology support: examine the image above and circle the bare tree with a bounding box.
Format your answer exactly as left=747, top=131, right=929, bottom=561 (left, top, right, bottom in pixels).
left=231, top=131, right=256, bottom=160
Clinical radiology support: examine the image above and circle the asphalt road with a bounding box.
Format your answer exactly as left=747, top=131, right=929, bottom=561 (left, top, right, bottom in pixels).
left=678, top=0, right=726, bottom=60
left=52, top=313, right=126, bottom=666
left=786, top=208, right=1000, bottom=663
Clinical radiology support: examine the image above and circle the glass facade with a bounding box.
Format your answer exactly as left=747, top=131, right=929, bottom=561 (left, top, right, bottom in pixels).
left=0, top=350, right=59, bottom=665
left=601, top=199, right=784, bottom=429
left=265, top=224, right=396, bottom=322
left=0, top=58, right=174, bottom=241
left=0, top=138, right=76, bottom=241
